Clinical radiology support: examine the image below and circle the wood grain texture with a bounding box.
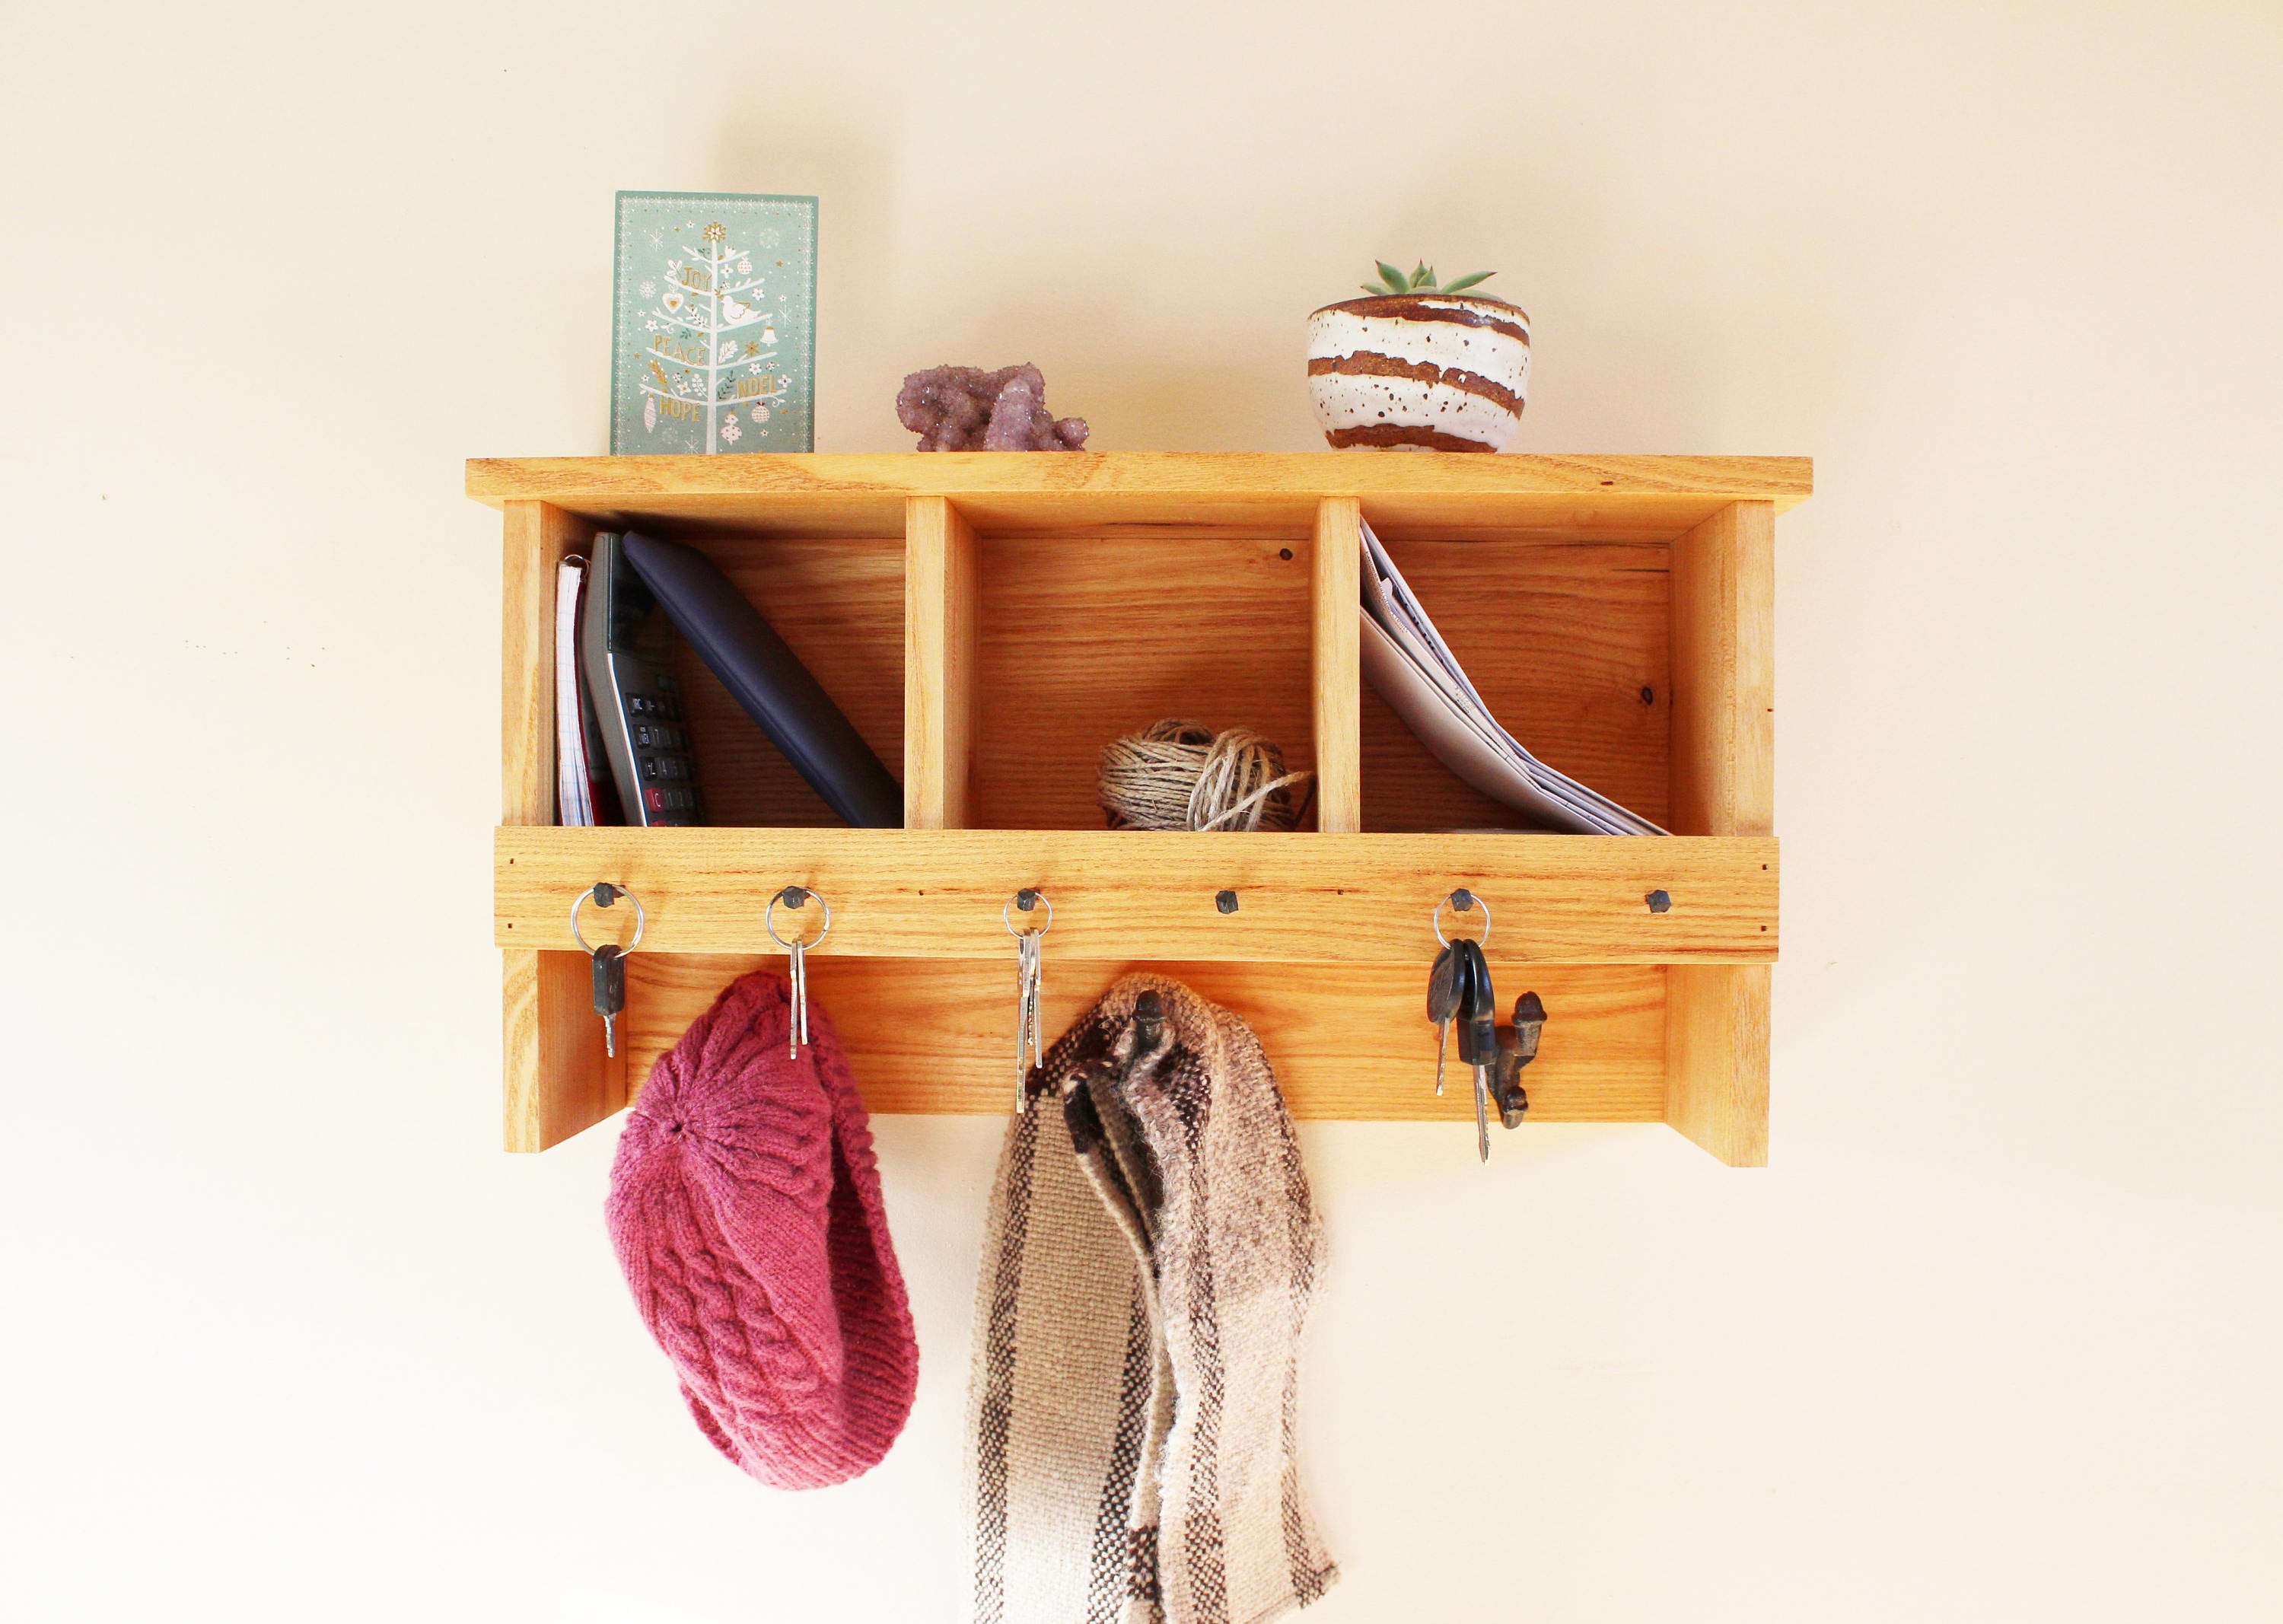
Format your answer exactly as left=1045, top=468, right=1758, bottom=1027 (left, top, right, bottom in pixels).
left=502, top=947, right=626, bottom=1151
left=496, top=827, right=1776, bottom=963
left=1666, top=964, right=1770, bottom=1165
left=903, top=496, right=977, bottom=830
left=501, top=501, right=591, bottom=826
left=1670, top=501, right=1775, bottom=839
left=487, top=456, right=1798, bottom=1162
left=665, top=530, right=904, bottom=827
left=1312, top=498, right=1363, bottom=833
left=967, top=531, right=1316, bottom=831
left=1664, top=501, right=1777, bottom=1164
left=618, top=956, right=1666, bottom=1122
left=499, top=502, right=621, bottom=1150
left=467, top=452, right=1811, bottom=538
left=1361, top=538, right=1670, bottom=832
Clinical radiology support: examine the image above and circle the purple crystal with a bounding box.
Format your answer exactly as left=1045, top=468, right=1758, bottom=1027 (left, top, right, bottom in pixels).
left=896, top=363, right=1089, bottom=451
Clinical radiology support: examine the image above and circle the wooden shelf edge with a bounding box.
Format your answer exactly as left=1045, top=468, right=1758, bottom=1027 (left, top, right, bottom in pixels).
left=496, top=826, right=1778, bottom=963
left=466, top=451, right=1812, bottom=514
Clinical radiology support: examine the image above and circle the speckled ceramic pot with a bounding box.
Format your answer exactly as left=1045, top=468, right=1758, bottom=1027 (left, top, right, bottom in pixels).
left=1306, top=294, right=1531, bottom=451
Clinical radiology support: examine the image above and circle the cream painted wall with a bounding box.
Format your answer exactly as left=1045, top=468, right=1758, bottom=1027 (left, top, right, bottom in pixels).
left=4, top=2, right=2279, bottom=1618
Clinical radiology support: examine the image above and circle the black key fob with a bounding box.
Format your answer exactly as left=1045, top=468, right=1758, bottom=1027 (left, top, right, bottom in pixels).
left=1454, top=940, right=1498, bottom=1067
left=591, top=943, right=626, bottom=1016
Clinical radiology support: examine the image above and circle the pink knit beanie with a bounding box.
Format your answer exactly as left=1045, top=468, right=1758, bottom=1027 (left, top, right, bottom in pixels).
left=606, top=970, right=918, bottom=1489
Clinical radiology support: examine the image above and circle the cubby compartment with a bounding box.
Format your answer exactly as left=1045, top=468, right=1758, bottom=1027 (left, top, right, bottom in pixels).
left=664, top=527, right=904, bottom=826
left=1359, top=528, right=1670, bottom=833
left=480, top=453, right=1804, bottom=1165
left=968, top=526, right=1319, bottom=830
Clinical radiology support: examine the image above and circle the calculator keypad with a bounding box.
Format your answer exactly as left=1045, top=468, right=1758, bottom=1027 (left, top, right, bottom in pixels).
left=626, top=678, right=701, bottom=825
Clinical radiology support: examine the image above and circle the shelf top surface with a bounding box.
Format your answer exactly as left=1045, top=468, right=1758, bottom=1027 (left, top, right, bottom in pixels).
left=467, top=451, right=1811, bottom=537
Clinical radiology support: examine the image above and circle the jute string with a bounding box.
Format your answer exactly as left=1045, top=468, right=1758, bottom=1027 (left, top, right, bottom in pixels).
left=1097, top=719, right=1313, bottom=832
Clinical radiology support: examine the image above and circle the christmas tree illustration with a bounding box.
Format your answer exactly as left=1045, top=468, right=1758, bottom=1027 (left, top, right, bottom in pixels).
left=635, top=221, right=789, bottom=452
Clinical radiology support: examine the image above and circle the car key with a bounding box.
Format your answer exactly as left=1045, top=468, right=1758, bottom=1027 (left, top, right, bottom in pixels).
left=1425, top=943, right=1458, bottom=1096
left=591, top=943, right=626, bottom=1059
left=1454, top=939, right=1500, bottom=1163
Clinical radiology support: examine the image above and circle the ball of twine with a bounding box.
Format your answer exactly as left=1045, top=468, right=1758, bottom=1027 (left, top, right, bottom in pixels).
left=1097, top=719, right=1314, bottom=832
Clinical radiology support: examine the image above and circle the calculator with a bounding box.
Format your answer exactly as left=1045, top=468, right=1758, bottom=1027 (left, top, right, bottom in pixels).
left=581, top=530, right=705, bottom=826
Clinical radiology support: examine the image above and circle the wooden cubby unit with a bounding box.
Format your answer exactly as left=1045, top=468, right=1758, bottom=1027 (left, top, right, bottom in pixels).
left=476, top=452, right=1805, bottom=1164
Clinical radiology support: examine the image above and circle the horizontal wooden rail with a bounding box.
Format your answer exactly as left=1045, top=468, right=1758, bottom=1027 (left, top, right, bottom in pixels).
left=466, top=451, right=1810, bottom=537
left=620, top=957, right=1668, bottom=1122
left=496, top=827, right=1778, bottom=963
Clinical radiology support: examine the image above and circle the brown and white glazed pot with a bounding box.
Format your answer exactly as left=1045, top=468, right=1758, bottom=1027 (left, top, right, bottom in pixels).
left=1306, top=294, right=1531, bottom=451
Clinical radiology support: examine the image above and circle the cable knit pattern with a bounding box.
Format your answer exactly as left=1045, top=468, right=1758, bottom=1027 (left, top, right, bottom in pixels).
left=607, top=970, right=919, bottom=1489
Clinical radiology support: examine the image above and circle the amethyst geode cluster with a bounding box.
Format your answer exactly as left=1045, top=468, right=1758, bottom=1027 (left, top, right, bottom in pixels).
left=896, top=363, right=1089, bottom=451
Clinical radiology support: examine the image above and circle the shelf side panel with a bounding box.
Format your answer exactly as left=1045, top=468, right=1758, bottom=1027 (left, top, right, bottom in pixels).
left=501, top=501, right=625, bottom=1149
left=504, top=948, right=627, bottom=1151
left=1312, top=497, right=1363, bottom=833
left=501, top=500, right=590, bottom=826
left=1665, top=500, right=1775, bottom=1164
left=904, top=496, right=979, bottom=829
left=1666, top=964, right=1770, bottom=1165
left=1670, top=500, right=1774, bottom=839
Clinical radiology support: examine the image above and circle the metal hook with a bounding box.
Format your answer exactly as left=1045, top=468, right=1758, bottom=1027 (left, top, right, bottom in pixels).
left=1005, top=890, right=1054, bottom=938
left=764, top=886, right=833, bottom=951
left=570, top=883, right=646, bottom=953
left=1431, top=889, right=1492, bottom=947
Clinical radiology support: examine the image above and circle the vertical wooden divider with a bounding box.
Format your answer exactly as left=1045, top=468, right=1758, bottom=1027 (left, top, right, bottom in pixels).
left=1311, top=497, right=1363, bottom=833
left=500, top=499, right=626, bottom=1151
left=903, top=495, right=978, bottom=830
left=1665, top=499, right=1775, bottom=1165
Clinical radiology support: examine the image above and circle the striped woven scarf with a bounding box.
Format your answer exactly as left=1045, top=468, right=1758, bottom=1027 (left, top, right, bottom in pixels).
left=966, top=974, right=1339, bottom=1624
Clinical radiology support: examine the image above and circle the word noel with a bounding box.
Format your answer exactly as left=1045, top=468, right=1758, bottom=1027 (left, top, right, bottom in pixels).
left=637, top=222, right=788, bottom=451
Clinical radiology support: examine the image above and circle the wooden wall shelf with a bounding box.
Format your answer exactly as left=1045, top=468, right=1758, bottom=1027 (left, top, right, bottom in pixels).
left=479, top=452, right=1801, bottom=1165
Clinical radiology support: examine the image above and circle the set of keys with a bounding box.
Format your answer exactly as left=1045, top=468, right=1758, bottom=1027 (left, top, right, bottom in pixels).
left=1007, top=889, right=1051, bottom=1110
left=1425, top=890, right=1548, bottom=1163
left=571, top=882, right=646, bottom=1059
left=573, top=880, right=836, bottom=1062
left=765, top=886, right=833, bottom=1058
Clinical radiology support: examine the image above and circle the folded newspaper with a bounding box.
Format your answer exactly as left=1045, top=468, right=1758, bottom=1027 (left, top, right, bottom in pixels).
left=1359, top=520, right=1666, bottom=835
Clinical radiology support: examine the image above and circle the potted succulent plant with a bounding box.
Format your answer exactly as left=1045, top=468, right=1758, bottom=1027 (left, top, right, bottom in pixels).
left=1307, top=262, right=1531, bottom=451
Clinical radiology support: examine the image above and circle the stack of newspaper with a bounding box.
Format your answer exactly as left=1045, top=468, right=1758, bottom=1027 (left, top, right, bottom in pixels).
left=1359, top=519, right=1665, bottom=835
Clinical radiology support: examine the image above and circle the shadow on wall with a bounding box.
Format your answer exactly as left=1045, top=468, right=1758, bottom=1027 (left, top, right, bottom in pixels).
left=696, top=112, right=1800, bottom=454
left=712, top=115, right=1334, bottom=451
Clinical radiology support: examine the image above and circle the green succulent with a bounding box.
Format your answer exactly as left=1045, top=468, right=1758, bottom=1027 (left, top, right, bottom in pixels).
left=1359, top=260, right=1498, bottom=298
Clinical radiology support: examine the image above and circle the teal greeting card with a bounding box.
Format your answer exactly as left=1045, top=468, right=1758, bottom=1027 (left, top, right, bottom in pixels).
left=610, top=191, right=817, bottom=454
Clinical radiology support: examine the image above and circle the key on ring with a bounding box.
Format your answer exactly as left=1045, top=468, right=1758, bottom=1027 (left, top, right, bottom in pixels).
left=786, top=936, right=808, bottom=1057
left=591, top=944, right=626, bottom=1058
left=571, top=881, right=643, bottom=1060
left=1007, top=889, right=1052, bottom=1111
left=1453, top=939, right=1500, bottom=1164
left=766, top=886, right=832, bottom=1059
left=1425, top=943, right=1458, bottom=1097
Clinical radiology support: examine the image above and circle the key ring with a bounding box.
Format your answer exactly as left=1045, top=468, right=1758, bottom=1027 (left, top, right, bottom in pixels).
left=571, top=883, right=646, bottom=954
left=765, top=886, right=833, bottom=951
left=1432, top=888, right=1491, bottom=947
left=1004, top=889, right=1053, bottom=938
